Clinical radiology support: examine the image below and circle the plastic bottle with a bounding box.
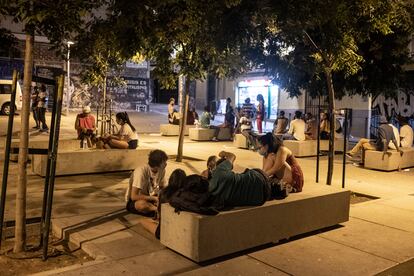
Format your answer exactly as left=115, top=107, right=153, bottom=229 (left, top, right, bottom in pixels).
left=82, top=138, right=88, bottom=150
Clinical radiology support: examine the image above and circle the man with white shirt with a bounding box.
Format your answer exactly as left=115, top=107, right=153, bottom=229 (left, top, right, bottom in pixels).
left=388, top=121, right=400, bottom=150
left=399, top=117, right=414, bottom=148
left=283, top=111, right=306, bottom=141
left=126, top=150, right=168, bottom=216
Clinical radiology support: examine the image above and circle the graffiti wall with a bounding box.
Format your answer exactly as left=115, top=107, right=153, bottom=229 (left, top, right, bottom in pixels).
left=372, top=91, right=414, bottom=118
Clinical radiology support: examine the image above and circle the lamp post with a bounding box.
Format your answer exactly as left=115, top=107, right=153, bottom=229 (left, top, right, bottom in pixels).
left=66, top=41, right=74, bottom=115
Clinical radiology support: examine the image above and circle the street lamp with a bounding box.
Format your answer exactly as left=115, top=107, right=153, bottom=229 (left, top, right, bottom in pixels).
left=66, top=41, right=74, bottom=115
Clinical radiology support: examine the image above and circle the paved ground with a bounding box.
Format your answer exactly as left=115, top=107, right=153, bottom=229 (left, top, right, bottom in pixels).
left=0, top=106, right=414, bottom=275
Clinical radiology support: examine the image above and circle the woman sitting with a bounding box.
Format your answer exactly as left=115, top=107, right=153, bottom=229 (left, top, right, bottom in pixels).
left=99, top=112, right=138, bottom=149
left=257, top=133, right=304, bottom=193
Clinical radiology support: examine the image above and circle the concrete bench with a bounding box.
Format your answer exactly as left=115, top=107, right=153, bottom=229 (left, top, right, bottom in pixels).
left=10, top=139, right=80, bottom=161
left=189, top=127, right=232, bottom=141
left=32, top=147, right=152, bottom=177
left=364, top=147, right=414, bottom=171
left=233, top=133, right=248, bottom=149
left=161, top=184, right=350, bottom=262
left=283, top=139, right=344, bottom=157
left=160, top=124, right=193, bottom=136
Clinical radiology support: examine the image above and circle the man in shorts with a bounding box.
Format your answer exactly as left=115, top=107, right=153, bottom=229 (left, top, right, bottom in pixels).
left=125, top=150, right=168, bottom=216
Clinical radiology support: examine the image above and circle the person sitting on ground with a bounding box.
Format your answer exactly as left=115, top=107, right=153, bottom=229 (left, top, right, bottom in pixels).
left=239, top=110, right=257, bottom=150
left=283, top=110, right=306, bottom=141
left=346, top=116, right=401, bottom=163
left=320, top=112, right=331, bottom=140
left=75, top=106, right=96, bottom=148
left=273, top=110, right=288, bottom=136
left=201, top=155, right=218, bottom=179
left=199, top=105, right=214, bottom=128
left=168, top=98, right=180, bottom=125
left=99, top=112, right=139, bottom=149
left=399, top=116, right=413, bottom=148
left=304, top=112, right=318, bottom=140
left=258, top=133, right=304, bottom=193
left=125, top=149, right=168, bottom=216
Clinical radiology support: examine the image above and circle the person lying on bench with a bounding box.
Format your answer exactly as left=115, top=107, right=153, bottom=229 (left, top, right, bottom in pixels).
left=98, top=112, right=139, bottom=149
left=75, top=106, right=96, bottom=148
left=201, top=155, right=218, bottom=179
left=125, top=149, right=168, bottom=216
left=257, top=133, right=304, bottom=193
left=208, top=151, right=288, bottom=208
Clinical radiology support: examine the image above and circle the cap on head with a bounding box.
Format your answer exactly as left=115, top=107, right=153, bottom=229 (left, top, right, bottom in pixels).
left=83, top=106, right=91, bottom=114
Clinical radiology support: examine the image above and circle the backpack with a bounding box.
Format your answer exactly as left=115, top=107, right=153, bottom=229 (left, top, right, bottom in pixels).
left=168, top=175, right=219, bottom=215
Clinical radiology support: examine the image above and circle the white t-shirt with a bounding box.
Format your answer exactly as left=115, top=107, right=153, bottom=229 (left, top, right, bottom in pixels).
left=388, top=124, right=400, bottom=150
left=125, top=164, right=166, bottom=201
left=119, top=123, right=138, bottom=142
left=288, top=119, right=306, bottom=141
left=240, top=116, right=252, bottom=131
left=400, top=125, right=414, bottom=148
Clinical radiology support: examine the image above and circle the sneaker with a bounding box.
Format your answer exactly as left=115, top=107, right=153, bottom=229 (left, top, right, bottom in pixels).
left=39, top=128, right=49, bottom=133
left=211, top=137, right=219, bottom=142
left=32, top=126, right=39, bottom=129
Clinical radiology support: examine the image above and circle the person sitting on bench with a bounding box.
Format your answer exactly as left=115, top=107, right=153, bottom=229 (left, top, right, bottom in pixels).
left=282, top=110, right=305, bottom=141
left=75, top=106, right=96, bottom=148
left=346, top=116, right=401, bottom=164
left=99, top=112, right=138, bottom=149
left=126, top=149, right=168, bottom=216
left=257, top=133, right=304, bottom=193
left=168, top=98, right=180, bottom=125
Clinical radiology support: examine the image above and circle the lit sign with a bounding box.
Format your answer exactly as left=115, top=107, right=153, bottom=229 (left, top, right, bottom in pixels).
left=238, top=79, right=271, bottom=87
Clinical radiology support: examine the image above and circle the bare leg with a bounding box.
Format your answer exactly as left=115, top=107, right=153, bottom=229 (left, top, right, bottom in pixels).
left=134, top=199, right=158, bottom=214
left=108, top=139, right=129, bottom=149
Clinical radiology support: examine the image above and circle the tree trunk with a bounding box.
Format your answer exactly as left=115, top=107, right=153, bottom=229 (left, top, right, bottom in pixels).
left=176, top=76, right=189, bottom=162
left=14, top=32, right=34, bottom=253
left=325, top=68, right=336, bottom=185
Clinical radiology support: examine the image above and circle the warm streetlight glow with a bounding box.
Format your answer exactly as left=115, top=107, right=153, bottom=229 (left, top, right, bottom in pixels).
left=67, top=41, right=74, bottom=46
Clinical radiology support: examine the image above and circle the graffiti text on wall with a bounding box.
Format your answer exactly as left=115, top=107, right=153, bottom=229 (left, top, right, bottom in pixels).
left=372, top=92, right=414, bottom=118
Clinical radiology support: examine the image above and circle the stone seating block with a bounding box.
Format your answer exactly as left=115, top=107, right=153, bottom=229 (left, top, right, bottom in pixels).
left=161, top=184, right=350, bottom=262
left=283, top=140, right=317, bottom=157
left=216, top=127, right=232, bottom=141
left=319, top=138, right=345, bottom=152
left=32, top=147, right=152, bottom=177
left=364, top=147, right=414, bottom=171
left=189, top=128, right=215, bottom=141
left=160, top=124, right=193, bottom=136
left=233, top=133, right=248, bottom=149
left=10, top=139, right=80, bottom=161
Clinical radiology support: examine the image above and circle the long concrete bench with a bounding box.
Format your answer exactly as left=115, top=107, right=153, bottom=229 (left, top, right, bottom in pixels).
left=10, top=139, right=80, bottom=161
left=364, top=147, right=414, bottom=171
left=161, top=184, right=350, bottom=262
left=283, top=139, right=345, bottom=157
left=32, top=147, right=152, bottom=177
left=189, top=127, right=232, bottom=141
left=160, top=124, right=194, bottom=136
left=233, top=133, right=248, bottom=149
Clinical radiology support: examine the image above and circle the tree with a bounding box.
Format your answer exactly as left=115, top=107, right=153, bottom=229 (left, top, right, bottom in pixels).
left=106, top=0, right=259, bottom=161
left=3, top=0, right=104, bottom=253
left=258, top=0, right=414, bottom=184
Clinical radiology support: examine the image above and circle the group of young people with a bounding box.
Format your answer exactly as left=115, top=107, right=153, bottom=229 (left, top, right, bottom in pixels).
left=74, top=107, right=139, bottom=150
left=125, top=132, right=304, bottom=238
left=273, top=110, right=343, bottom=142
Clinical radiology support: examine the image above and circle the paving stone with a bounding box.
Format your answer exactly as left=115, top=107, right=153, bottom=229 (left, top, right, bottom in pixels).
left=320, top=217, right=414, bottom=262
left=375, top=196, right=414, bottom=212
left=179, top=256, right=288, bottom=276
left=249, top=236, right=396, bottom=276
left=351, top=203, right=414, bottom=233
left=55, top=260, right=132, bottom=276
left=118, top=249, right=198, bottom=275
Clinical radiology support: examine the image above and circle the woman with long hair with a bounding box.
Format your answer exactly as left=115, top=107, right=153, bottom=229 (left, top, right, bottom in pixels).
left=100, top=112, right=139, bottom=149
left=256, top=94, right=265, bottom=133
left=257, top=133, right=304, bottom=192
